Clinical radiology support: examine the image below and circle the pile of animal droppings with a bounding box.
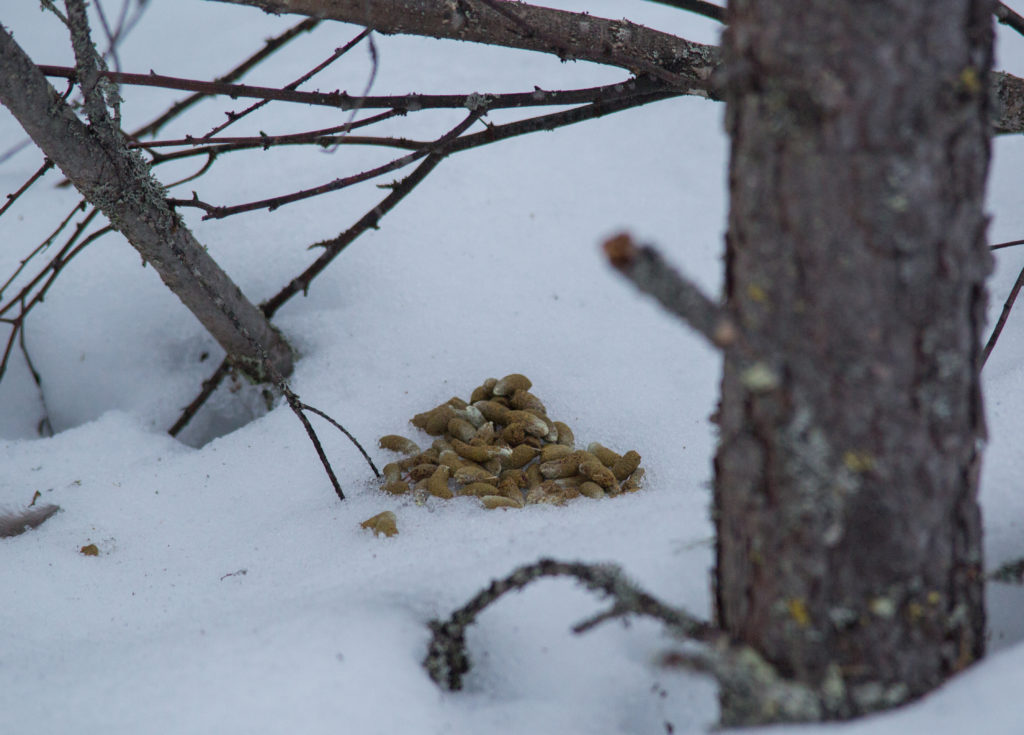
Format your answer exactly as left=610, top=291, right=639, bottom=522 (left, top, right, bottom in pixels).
left=377, top=374, right=643, bottom=509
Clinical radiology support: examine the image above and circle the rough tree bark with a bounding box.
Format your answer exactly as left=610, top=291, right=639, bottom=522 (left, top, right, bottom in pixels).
left=714, top=0, right=992, bottom=723
left=0, top=18, right=293, bottom=381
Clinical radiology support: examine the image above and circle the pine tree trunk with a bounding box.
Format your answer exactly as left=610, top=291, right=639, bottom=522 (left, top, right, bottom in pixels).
left=714, top=0, right=992, bottom=723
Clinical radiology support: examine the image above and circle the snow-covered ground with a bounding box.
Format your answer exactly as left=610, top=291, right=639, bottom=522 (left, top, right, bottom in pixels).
left=2, top=2, right=1024, bottom=733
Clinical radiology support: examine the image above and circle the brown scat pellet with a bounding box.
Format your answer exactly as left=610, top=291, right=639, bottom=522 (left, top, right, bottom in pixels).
left=378, top=434, right=421, bottom=455
left=612, top=450, right=642, bottom=481
left=459, top=482, right=502, bottom=498
left=432, top=437, right=453, bottom=453
left=453, top=466, right=498, bottom=485
left=427, top=465, right=453, bottom=499
left=621, top=467, right=645, bottom=493
left=382, top=462, right=403, bottom=483
left=525, top=485, right=547, bottom=505
left=451, top=438, right=510, bottom=464
left=553, top=421, right=575, bottom=448
left=482, top=458, right=503, bottom=475
left=474, top=400, right=511, bottom=424
left=579, top=460, right=617, bottom=489
left=493, top=373, right=532, bottom=396
left=579, top=481, right=606, bottom=499
left=587, top=442, right=622, bottom=468
left=447, top=396, right=468, bottom=410
left=526, top=481, right=568, bottom=506
left=409, top=463, right=440, bottom=481
left=558, top=484, right=581, bottom=501
left=501, top=422, right=528, bottom=446
left=474, top=422, right=498, bottom=445
left=553, top=475, right=583, bottom=488
left=523, top=435, right=543, bottom=449
left=447, top=417, right=477, bottom=443
left=540, top=444, right=573, bottom=463
left=424, top=404, right=457, bottom=435
left=496, top=476, right=525, bottom=501
left=470, top=378, right=497, bottom=403
left=481, top=495, right=523, bottom=509
left=499, top=468, right=528, bottom=487
left=538, top=450, right=591, bottom=479
left=525, top=463, right=544, bottom=488
left=360, top=510, right=398, bottom=537
left=509, top=389, right=546, bottom=414
left=438, top=449, right=468, bottom=470
left=453, top=405, right=486, bottom=428
left=504, top=410, right=548, bottom=438
left=404, top=448, right=439, bottom=466
left=505, top=444, right=539, bottom=469
left=382, top=479, right=411, bottom=495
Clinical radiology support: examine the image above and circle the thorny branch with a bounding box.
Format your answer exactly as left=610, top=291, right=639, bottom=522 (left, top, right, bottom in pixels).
left=131, top=17, right=321, bottom=139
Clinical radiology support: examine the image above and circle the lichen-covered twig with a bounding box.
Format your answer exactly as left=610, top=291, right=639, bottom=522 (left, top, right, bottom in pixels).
left=423, top=557, right=714, bottom=691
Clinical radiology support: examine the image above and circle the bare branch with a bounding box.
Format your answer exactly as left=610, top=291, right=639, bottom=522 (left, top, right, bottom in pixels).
left=983, top=262, right=1024, bottom=365
left=210, top=0, right=719, bottom=93
left=204, top=0, right=1024, bottom=134
left=603, top=233, right=737, bottom=350
left=261, top=111, right=482, bottom=316
left=996, top=2, right=1024, bottom=37
left=0, top=159, right=55, bottom=218
left=423, top=557, right=714, bottom=691
left=0, top=19, right=294, bottom=381
left=202, top=26, right=370, bottom=138
left=131, top=17, right=321, bottom=139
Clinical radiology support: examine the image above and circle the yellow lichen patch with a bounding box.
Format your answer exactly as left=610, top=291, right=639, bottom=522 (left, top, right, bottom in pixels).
left=378, top=375, right=645, bottom=509
left=786, top=598, right=811, bottom=628
left=746, top=283, right=767, bottom=303
left=80, top=543, right=99, bottom=556
left=842, top=450, right=876, bottom=473
left=360, top=511, right=398, bottom=537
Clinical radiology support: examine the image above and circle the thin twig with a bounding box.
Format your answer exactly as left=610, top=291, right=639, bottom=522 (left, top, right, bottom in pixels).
left=168, top=357, right=232, bottom=437
left=300, top=402, right=381, bottom=478
left=0, top=159, right=55, bottom=218
left=982, top=263, right=1024, bottom=365
left=17, top=316, right=53, bottom=437
left=131, top=18, right=320, bottom=139
left=202, top=28, right=370, bottom=138
left=990, top=238, right=1024, bottom=251
left=262, top=111, right=482, bottom=317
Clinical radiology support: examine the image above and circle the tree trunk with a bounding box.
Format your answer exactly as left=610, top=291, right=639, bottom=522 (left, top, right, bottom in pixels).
left=714, top=0, right=992, bottom=724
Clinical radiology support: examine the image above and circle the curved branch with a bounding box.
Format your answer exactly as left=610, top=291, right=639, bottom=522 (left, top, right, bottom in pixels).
left=210, top=0, right=719, bottom=92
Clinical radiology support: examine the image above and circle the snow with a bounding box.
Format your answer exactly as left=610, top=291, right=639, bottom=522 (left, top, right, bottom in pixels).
left=1, top=2, right=1024, bottom=733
